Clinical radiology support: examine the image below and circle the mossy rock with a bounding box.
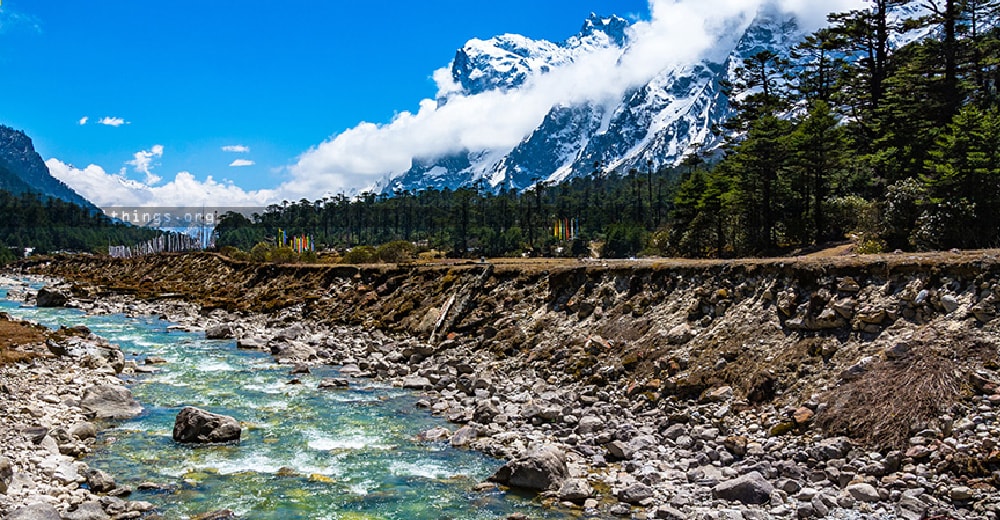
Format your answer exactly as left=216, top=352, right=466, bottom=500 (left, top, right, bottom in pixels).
left=769, top=420, right=796, bottom=437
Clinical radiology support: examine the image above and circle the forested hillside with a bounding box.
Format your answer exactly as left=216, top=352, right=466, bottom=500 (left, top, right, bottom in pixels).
left=0, top=184, right=165, bottom=262
left=216, top=1, right=1000, bottom=260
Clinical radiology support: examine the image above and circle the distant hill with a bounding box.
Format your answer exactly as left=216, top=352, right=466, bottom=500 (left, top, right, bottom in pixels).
left=0, top=125, right=98, bottom=211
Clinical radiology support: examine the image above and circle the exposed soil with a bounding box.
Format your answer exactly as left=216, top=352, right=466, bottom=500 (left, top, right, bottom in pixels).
left=0, top=313, right=49, bottom=364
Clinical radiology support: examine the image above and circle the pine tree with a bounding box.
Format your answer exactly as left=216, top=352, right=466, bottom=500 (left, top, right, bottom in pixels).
left=924, top=105, right=1000, bottom=247
left=788, top=100, right=849, bottom=244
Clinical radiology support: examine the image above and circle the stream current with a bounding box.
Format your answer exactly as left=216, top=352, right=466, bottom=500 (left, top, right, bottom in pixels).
left=1, top=285, right=579, bottom=519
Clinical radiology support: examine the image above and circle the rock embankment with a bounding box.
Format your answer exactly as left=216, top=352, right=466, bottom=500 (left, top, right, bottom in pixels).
left=19, top=251, right=1000, bottom=518
left=0, top=313, right=152, bottom=519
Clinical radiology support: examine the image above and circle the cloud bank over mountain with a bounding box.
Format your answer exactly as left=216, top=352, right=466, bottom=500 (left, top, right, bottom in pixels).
left=51, top=0, right=864, bottom=208
left=281, top=0, right=864, bottom=198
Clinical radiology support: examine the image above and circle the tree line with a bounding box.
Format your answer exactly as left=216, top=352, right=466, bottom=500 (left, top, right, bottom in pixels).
left=672, top=0, right=1000, bottom=256
left=0, top=189, right=166, bottom=263
left=215, top=164, right=677, bottom=260
left=218, top=0, right=1000, bottom=260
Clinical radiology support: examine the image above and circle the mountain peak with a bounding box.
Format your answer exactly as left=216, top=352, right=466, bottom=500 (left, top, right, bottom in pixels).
left=396, top=10, right=813, bottom=194
left=578, top=13, right=629, bottom=47
left=450, top=12, right=632, bottom=96
left=0, top=124, right=97, bottom=210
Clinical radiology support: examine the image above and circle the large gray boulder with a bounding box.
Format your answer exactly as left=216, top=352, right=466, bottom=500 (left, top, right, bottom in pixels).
left=85, top=468, right=116, bottom=493
left=173, top=406, right=241, bottom=444
left=81, top=385, right=142, bottom=419
left=36, top=287, right=70, bottom=307
left=618, top=482, right=654, bottom=504
left=269, top=343, right=317, bottom=364
left=6, top=503, right=62, bottom=520
left=489, top=445, right=568, bottom=491
left=205, top=324, right=234, bottom=340
left=62, top=501, right=110, bottom=520
left=713, top=471, right=773, bottom=505
left=557, top=478, right=593, bottom=502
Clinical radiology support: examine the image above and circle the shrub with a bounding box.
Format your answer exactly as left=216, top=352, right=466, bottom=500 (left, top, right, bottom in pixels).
left=219, top=245, right=241, bottom=258
left=268, top=246, right=297, bottom=264
left=299, top=251, right=318, bottom=263
left=248, top=242, right=271, bottom=263
left=376, top=240, right=417, bottom=263
left=418, top=250, right=444, bottom=262
left=341, top=245, right=377, bottom=264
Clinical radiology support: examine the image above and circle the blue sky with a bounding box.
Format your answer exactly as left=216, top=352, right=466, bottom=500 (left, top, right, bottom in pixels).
left=0, top=0, right=649, bottom=205
left=0, top=0, right=861, bottom=208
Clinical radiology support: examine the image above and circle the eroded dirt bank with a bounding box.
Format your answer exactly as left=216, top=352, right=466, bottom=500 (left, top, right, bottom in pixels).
left=19, top=251, right=1000, bottom=519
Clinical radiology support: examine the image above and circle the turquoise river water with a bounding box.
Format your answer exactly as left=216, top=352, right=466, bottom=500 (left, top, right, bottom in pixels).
left=1, top=285, right=583, bottom=519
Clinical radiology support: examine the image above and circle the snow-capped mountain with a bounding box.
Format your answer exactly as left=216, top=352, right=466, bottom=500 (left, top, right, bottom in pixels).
left=385, top=10, right=808, bottom=193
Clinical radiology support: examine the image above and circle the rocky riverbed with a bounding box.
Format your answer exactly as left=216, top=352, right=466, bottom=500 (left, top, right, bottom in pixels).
left=0, top=286, right=155, bottom=519
left=11, top=252, right=1000, bottom=519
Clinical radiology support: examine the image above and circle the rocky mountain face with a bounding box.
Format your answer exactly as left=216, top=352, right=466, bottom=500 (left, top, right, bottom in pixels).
left=0, top=125, right=96, bottom=210
left=386, top=9, right=807, bottom=193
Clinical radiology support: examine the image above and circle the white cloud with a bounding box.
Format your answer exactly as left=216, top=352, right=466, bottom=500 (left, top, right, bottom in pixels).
left=126, top=144, right=164, bottom=185
left=46, top=158, right=279, bottom=208
left=229, top=159, right=255, bottom=167
left=78, top=116, right=89, bottom=125
left=284, top=0, right=865, bottom=198
left=222, top=145, right=251, bottom=153
left=98, top=116, right=129, bottom=127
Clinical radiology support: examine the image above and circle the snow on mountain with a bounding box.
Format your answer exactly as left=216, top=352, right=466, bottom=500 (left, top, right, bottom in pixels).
left=450, top=14, right=631, bottom=97
left=383, top=8, right=813, bottom=194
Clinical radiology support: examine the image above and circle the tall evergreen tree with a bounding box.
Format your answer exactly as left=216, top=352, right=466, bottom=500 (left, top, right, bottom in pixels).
left=923, top=105, right=1000, bottom=247
left=788, top=100, right=849, bottom=243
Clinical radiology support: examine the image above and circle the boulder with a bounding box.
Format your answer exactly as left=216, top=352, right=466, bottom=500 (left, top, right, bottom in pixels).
left=713, top=471, right=773, bottom=505
left=416, top=427, right=451, bottom=442
left=318, top=378, right=350, bottom=389
left=618, top=482, right=654, bottom=504
left=846, top=482, right=880, bottom=502
left=236, top=338, right=264, bottom=350
left=606, top=440, right=634, bottom=461
left=270, top=343, right=317, bottom=363
left=707, top=385, right=733, bottom=402
left=576, top=415, right=604, bottom=434
left=450, top=426, right=478, bottom=447
left=69, top=421, right=98, bottom=441
left=951, top=486, right=974, bottom=501
left=81, top=385, right=142, bottom=419
left=86, top=468, right=117, bottom=493
left=205, top=324, right=235, bottom=340
left=36, top=287, right=70, bottom=307
left=61, top=501, right=110, bottom=520
left=666, top=323, right=694, bottom=344
left=0, top=455, right=12, bottom=494
left=489, top=445, right=568, bottom=491
left=402, top=376, right=432, bottom=390
left=941, top=295, right=960, bottom=314
left=557, top=478, right=593, bottom=502
left=173, top=407, right=241, bottom=444
left=6, top=504, right=61, bottom=520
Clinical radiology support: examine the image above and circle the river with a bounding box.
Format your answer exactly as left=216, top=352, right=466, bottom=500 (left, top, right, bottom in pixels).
left=1, top=283, right=579, bottom=519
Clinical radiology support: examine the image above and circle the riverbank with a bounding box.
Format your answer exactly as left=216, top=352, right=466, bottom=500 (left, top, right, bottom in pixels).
left=13, top=252, right=1000, bottom=519
left=0, top=280, right=155, bottom=519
